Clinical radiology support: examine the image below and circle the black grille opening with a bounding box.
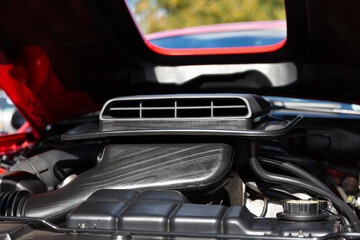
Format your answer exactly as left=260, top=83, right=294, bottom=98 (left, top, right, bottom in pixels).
left=213, top=98, right=246, bottom=106
left=142, top=109, right=174, bottom=118
left=177, top=99, right=211, bottom=107
left=107, top=110, right=140, bottom=118
left=108, top=101, right=140, bottom=108
left=141, top=99, right=174, bottom=108
left=213, top=107, right=248, bottom=117
left=177, top=108, right=211, bottom=118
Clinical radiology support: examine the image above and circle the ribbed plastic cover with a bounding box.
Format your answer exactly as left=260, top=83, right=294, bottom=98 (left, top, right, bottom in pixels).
left=25, top=143, right=233, bottom=219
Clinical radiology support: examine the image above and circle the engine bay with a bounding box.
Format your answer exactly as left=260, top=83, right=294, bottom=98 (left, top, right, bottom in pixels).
left=0, top=94, right=359, bottom=240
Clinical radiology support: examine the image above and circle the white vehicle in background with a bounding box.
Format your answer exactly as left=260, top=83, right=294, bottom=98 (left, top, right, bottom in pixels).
left=0, top=90, right=24, bottom=134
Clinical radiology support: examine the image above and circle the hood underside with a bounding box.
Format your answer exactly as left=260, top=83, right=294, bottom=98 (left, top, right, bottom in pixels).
left=0, top=0, right=360, bottom=132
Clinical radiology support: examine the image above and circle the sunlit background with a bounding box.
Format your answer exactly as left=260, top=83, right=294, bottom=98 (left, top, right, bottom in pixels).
left=125, top=0, right=286, bottom=49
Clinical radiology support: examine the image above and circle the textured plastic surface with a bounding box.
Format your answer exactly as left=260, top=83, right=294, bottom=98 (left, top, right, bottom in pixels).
left=67, top=189, right=338, bottom=237
left=0, top=191, right=31, bottom=217
left=277, top=199, right=329, bottom=221
left=9, top=143, right=102, bottom=191
left=282, top=200, right=328, bottom=215
left=171, top=203, right=227, bottom=234
left=67, top=189, right=187, bottom=230
left=119, top=200, right=178, bottom=231
left=24, top=143, right=233, bottom=220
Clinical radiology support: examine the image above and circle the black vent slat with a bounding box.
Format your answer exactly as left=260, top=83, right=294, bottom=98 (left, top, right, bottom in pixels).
left=211, top=105, right=246, bottom=109
left=108, top=101, right=139, bottom=108
left=177, top=108, right=211, bottom=118
left=177, top=99, right=211, bottom=107
left=102, top=97, right=249, bottom=119
left=109, top=110, right=140, bottom=118
left=142, top=99, right=174, bottom=107
left=214, top=107, right=248, bottom=117
left=213, top=98, right=245, bottom=106
left=142, top=109, right=174, bottom=118
left=110, top=106, right=246, bottom=110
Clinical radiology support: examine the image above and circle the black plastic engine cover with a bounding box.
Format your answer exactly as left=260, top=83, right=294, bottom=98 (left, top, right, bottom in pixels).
left=67, top=189, right=338, bottom=237
left=24, top=143, right=233, bottom=220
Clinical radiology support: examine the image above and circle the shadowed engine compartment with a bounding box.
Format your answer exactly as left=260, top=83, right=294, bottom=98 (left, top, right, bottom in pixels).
left=0, top=94, right=359, bottom=240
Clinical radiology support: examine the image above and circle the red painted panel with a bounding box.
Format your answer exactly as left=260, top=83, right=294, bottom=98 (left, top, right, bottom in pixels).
left=144, top=38, right=286, bottom=56
left=0, top=47, right=100, bottom=136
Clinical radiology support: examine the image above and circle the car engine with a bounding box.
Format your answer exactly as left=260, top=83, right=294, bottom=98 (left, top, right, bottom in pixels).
left=0, top=94, right=358, bottom=240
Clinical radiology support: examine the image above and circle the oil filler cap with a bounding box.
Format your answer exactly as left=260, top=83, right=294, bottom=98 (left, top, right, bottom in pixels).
left=277, top=200, right=329, bottom=221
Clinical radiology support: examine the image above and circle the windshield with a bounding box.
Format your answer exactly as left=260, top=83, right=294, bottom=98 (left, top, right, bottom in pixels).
left=125, top=0, right=287, bottom=54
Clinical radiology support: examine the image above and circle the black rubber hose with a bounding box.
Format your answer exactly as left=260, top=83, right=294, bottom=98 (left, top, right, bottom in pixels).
left=53, top=160, right=87, bottom=182
left=259, top=157, right=333, bottom=195
left=262, top=189, right=299, bottom=201
left=249, top=156, right=360, bottom=232
left=259, top=198, right=269, bottom=217
left=53, top=164, right=67, bottom=182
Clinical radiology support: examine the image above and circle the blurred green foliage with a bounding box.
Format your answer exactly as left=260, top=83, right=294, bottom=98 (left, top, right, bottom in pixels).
left=132, top=0, right=286, bottom=34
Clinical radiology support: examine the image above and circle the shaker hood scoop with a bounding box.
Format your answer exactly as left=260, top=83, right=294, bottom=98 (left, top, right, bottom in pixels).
left=0, top=0, right=360, bottom=132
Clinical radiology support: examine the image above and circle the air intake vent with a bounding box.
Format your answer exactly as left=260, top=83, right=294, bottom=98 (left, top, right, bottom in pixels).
left=62, top=94, right=303, bottom=140
left=98, top=94, right=270, bottom=132
left=101, top=97, right=250, bottom=120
